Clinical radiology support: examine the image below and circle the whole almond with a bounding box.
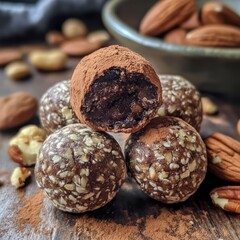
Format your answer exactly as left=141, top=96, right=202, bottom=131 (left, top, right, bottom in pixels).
left=140, top=0, right=196, bottom=35
left=0, top=49, right=22, bottom=66
left=4, top=61, right=31, bottom=80
left=186, top=25, right=240, bottom=47
left=202, top=2, right=240, bottom=27
left=204, top=132, right=240, bottom=182
left=0, top=92, right=38, bottom=130
left=61, top=39, right=101, bottom=56
left=180, top=12, right=201, bottom=30
left=210, top=186, right=240, bottom=213
left=164, top=28, right=187, bottom=45
left=46, top=31, right=66, bottom=45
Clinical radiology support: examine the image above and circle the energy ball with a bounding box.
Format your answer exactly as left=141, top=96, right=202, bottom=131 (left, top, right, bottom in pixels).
left=40, top=80, right=80, bottom=134
left=35, top=123, right=126, bottom=213
left=70, top=45, right=162, bottom=133
left=125, top=117, right=207, bottom=204
left=157, top=75, right=202, bottom=131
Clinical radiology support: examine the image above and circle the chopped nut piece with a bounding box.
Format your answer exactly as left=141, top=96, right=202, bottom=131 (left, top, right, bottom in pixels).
left=201, top=97, right=218, bottom=115
left=8, top=125, right=47, bottom=166
left=11, top=167, right=31, bottom=189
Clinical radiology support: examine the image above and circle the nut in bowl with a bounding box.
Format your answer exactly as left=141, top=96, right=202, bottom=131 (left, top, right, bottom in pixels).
left=102, top=0, right=240, bottom=97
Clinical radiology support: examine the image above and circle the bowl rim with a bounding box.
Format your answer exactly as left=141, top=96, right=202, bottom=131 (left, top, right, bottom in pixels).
left=102, top=0, right=240, bottom=59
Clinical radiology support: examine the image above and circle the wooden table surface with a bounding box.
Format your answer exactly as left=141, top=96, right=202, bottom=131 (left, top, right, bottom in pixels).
left=0, top=42, right=240, bottom=240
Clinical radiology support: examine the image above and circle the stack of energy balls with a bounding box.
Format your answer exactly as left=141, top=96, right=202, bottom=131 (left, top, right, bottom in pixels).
left=36, top=45, right=207, bottom=213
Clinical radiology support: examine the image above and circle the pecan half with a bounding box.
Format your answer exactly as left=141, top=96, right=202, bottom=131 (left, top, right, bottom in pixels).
left=204, top=132, right=240, bottom=182
left=210, top=186, right=240, bottom=213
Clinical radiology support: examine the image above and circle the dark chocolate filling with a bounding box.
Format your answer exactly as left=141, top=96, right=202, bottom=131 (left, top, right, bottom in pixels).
left=81, top=67, right=159, bottom=130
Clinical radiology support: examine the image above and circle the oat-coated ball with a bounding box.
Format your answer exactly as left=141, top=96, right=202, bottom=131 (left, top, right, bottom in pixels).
left=157, top=75, right=202, bottom=131
left=40, top=80, right=80, bottom=134
left=125, top=116, right=207, bottom=204
left=35, top=123, right=126, bottom=213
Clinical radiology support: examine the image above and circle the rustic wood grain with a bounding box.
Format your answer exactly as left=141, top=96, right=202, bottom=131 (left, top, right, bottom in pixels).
left=0, top=44, right=240, bottom=240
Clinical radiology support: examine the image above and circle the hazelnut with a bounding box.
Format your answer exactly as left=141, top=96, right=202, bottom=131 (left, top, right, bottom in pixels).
left=10, top=167, right=31, bottom=189
left=8, top=125, right=47, bottom=166
left=62, top=18, right=87, bottom=39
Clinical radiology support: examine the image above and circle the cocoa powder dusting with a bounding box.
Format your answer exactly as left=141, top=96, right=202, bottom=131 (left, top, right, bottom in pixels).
left=74, top=216, right=139, bottom=240
left=74, top=208, right=209, bottom=240
left=16, top=188, right=25, bottom=200
left=143, top=208, right=209, bottom=240
left=17, top=191, right=44, bottom=231
left=139, top=127, right=169, bottom=145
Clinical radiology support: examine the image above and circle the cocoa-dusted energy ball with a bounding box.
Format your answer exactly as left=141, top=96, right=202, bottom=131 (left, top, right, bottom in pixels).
left=157, top=75, right=202, bottom=131
left=70, top=45, right=162, bottom=133
left=125, top=117, right=207, bottom=203
left=35, top=123, right=126, bottom=213
left=40, top=80, right=80, bottom=134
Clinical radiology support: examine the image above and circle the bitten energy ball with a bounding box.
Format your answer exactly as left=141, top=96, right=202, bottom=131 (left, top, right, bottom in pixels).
left=157, top=75, right=202, bottom=131
left=40, top=80, right=80, bottom=134
left=125, top=117, right=207, bottom=204
left=35, top=123, right=126, bottom=213
left=70, top=45, right=162, bottom=133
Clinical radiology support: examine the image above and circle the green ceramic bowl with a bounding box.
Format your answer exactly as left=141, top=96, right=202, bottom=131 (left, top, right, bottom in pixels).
left=102, top=0, right=240, bottom=97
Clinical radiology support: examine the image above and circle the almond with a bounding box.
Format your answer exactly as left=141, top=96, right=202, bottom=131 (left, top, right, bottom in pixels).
left=164, top=28, right=187, bottom=45
left=204, top=132, right=240, bottom=182
left=61, top=39, right=101, bottom=56
left=180, top=12, right=201, bottom=30
left=46, top=31, right=66, bottom=45
left=0, top=49, right=22, bottom=66
left=0, top=92, right=38, bottom=130
left=139, top=0, right=196, bottom=35
left=210, top=186, right=240, bottom=213
left=202, top=2, right=240, bottom=27
left=186, top=25, right=240, bottom=47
